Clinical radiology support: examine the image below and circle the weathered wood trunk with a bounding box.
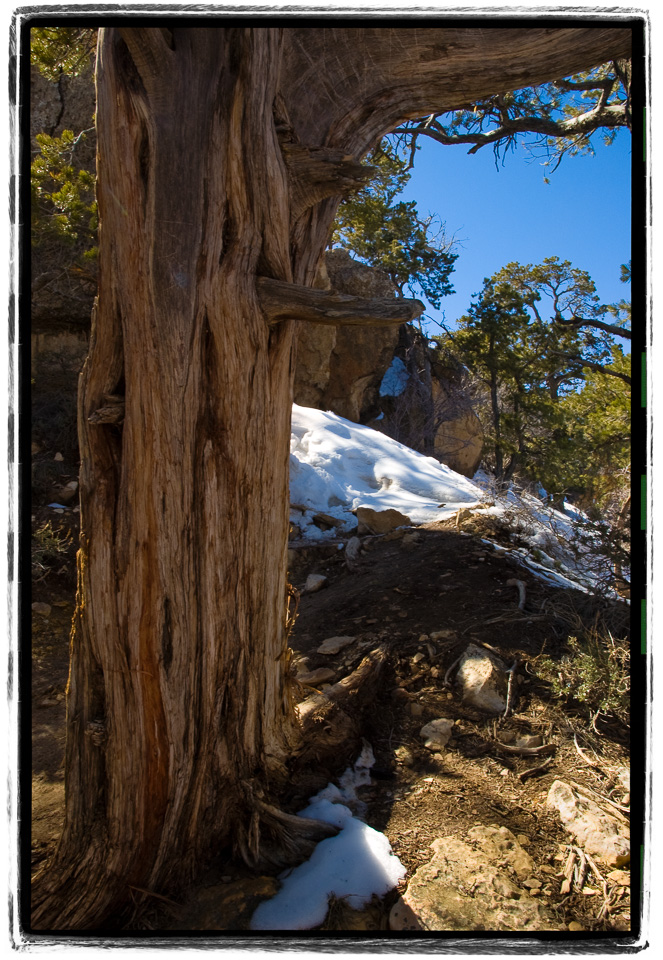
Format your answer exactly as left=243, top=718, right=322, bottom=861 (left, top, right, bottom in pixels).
left=32, top=26, right=305, bottom=929
left=31, top=25, right=632, bottom=930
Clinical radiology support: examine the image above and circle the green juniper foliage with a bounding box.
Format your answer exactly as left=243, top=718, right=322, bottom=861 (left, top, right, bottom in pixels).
left=435, top=258, right=630, bottom=508
left=392, top=60, right=631, bottom=176
left=332, top=142, right=457, bottom=311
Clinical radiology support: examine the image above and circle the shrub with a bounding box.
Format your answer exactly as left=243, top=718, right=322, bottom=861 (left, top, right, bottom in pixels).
left=32, top=521, right=72, bottom=582
left=535, top=621, right=629, bottom=727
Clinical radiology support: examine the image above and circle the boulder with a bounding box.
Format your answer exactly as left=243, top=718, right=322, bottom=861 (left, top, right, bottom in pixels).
left=433, top=407, right=484, bottom=478
left=455, top=643, right=508, bottom=714
left=293, top=252, right=482, bottom=476
left=393, top=827, right=559, bottom=931
left=356, top=506, right=411, bottom=535
left=546, top=780, right=630, bottom=866
left=293, top=249, right=400, bottom=419
left=430, top=353, right=484, bottom=477
left=297, top=667, right=337, bottom=686
left=32, top=602, right=52, bottom=618
left=303, top=574, right=328, bottom=594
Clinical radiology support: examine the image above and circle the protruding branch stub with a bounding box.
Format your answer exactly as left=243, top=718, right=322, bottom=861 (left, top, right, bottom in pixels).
left=282, top=142, right=376, bottom=220
left=257, top=276, right=424, bottom=327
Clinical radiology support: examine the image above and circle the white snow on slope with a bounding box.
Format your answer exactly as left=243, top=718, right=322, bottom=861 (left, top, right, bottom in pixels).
left=290, top=404, right=482, bottom=539
left=289, top=405, right=621, bottom=596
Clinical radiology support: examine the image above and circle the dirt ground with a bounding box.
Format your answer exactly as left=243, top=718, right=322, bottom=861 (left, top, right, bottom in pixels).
left=29, top=507, right=632, bottom=935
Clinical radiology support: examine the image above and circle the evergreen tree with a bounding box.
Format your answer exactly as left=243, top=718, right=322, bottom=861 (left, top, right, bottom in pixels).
left=30, top=28, right=98, bottom=305
left=332, top=142, right=457, bottom=310
left=438, top=259, right=630, bottom=496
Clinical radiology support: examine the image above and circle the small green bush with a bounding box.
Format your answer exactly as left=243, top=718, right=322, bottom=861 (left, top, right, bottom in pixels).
left=536, top=626, right=629, bottom=726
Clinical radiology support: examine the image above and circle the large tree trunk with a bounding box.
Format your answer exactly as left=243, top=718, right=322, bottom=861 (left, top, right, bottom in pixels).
left=31, top=24, right=632, bottom=930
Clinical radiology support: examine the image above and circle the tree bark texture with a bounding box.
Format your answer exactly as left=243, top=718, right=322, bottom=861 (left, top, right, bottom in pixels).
left=31, top=24, right=632, bottom=930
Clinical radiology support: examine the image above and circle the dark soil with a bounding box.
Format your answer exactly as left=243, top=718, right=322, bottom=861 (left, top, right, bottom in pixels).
left=29, top=509, right=631, bottom=935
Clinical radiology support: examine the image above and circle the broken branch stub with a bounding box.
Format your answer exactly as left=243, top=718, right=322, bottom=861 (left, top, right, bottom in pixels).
left=257, top=277, right=425, bottom=327
left=282, top=142, right=376, bottom=220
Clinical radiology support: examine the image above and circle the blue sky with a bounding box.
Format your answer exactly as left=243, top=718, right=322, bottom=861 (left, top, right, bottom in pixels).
left=398, top=129, right=632, bottom=336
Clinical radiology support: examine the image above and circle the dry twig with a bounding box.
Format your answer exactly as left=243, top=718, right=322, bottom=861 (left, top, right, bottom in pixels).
left=518, top=756, right=554, bottom=782
left=506, top=577, right=526, bottom=611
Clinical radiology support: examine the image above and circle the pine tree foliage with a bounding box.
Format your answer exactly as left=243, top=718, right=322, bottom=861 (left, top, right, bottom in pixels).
left=331, top=142, right=458, bottom=310
left=30, top=28, right=98, bottom=291
left=392, top=60, right=631, bottom=175
left=31, top=26, right=97, bottom=80
left=436, top=259, right=631, bottom=504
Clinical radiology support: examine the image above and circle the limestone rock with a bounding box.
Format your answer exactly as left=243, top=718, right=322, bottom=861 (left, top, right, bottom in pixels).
left=467, top=825, right=534, bottom=879
left=293, top=252, right=481, bottom=472
left=356, top=506, right=411, bottom=535
left=546, top=780, right=630, bottom=866
left=397, top=829, right=559, bottom=931
left=389, top=898, right=424, bottom=931
left=293, top=324, right=337, bottom=409
left=394, top=745, right=415, bottom=766
left=54, top=483, right=78, bottom=504
left=432, top=407, right=484, bottom=478
left=293, top=249, right=399, bottom=419
left=430, top=353, right=484, bottom=477
left=297, top=667, right=337, bottom=686
left=303, top=574, right=328, bottom=594
left=419, top=718, right=453, bottom=751
left=317, top=635, right=355, bottom=655
left=455, top=643, right=508, bottom=714
left=345, top=537, right=362, bottom=562
left=32, top=602, right=52, bottom=618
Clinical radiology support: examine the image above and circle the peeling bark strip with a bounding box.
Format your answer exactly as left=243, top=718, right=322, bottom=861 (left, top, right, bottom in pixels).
left=32, top=24, right=633, bottom=930
left=257, top=277, right=424, bottom=326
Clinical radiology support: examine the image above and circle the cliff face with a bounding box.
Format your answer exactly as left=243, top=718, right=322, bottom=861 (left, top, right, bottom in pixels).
left=294, top=249, right=483, bottom=477
left=294, top=249, right=401, bottom=423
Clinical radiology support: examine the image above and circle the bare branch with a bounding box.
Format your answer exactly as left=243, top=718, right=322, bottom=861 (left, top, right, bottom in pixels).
left=554, top=313, right=631, bottom=340
left=257, top=277, right=424, bottom=326
left=551, top=351, right=631, bottom=385
left=393, top=101, right=628, bottom=156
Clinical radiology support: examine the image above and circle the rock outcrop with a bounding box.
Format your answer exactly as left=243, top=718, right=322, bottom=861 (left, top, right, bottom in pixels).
left=391, top=826, right=560, bottom=931
left=294, top=249, right=483, bottom=476
left=294, top=249, right=400, bottom=422
left=546, top=780, right=630, bottom=866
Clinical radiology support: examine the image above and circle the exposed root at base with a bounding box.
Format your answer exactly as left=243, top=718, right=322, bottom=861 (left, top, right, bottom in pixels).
left=234, top=786, right=339, bottom=871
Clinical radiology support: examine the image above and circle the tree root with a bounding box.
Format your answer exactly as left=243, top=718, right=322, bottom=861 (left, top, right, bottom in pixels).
left=234, top=785, right=338, bottom=871
left=294, top=646, right=388, bottom=773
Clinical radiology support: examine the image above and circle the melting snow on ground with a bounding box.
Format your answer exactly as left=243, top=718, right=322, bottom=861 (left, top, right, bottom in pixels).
left=250, top=743, right=406, bottom=930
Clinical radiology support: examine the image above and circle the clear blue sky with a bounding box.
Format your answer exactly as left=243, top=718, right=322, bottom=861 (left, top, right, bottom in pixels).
left=398, top=130, right=632, bottom=336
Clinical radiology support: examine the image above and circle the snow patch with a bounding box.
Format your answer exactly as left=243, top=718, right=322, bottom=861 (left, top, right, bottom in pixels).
left=290, top=404, right=483, bottom=537
left=379, top=356, right=409, bottom=397
left=249, top=744, right=406, bottom=931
